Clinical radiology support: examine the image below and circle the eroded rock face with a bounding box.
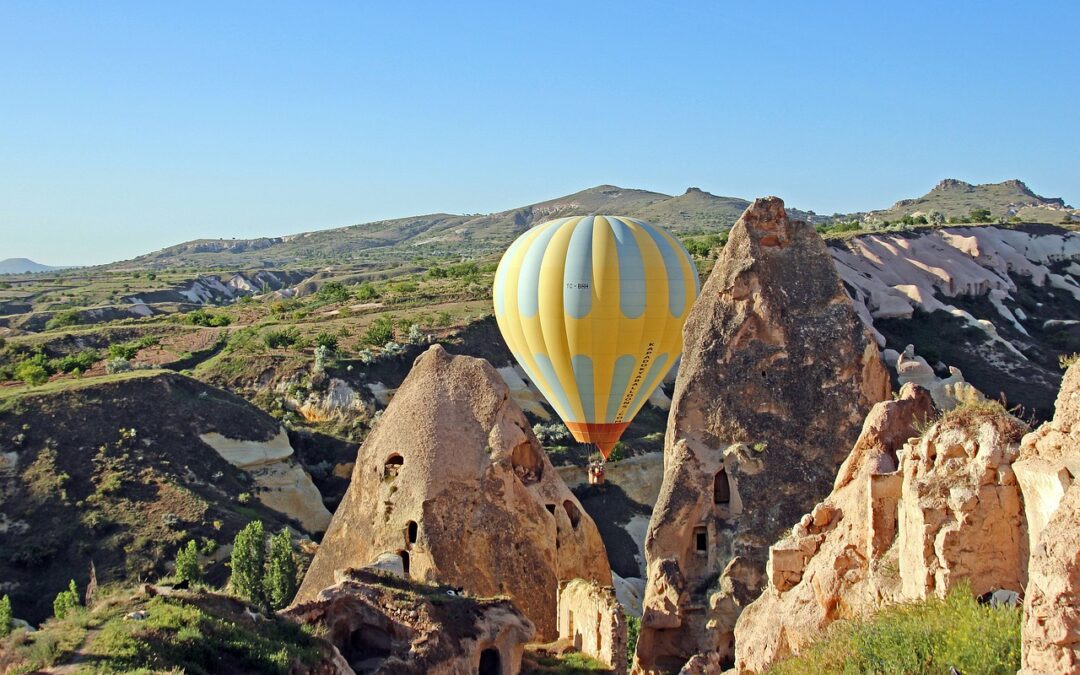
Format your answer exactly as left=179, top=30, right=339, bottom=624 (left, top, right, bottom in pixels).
left=1018, top=361, right=1080, bottom=673
left=558, top=579, right=628, bottom=674
left=295, top=345, right=611, bottom=640
left=284, top=568, right=535, bottom=675
left=634, top=198, right=890, bottom=672
left=733, top=385, right=1032, bottom=673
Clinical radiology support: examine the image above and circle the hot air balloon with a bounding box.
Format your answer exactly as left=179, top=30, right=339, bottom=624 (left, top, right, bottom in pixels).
left=493, top=215, right=700, bottom=459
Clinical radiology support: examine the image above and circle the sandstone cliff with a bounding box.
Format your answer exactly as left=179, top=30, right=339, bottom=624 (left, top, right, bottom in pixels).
left=634, top=197, right=889, bottom=672
left=295, top=345, right=611, bottom=640
left=1018, top=361, right=1080, bottom=673
left=732, top=387, right=1032, bottom=672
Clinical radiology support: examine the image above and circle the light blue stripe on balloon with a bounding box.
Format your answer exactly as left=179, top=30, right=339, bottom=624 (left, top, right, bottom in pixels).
left=571, top=354, right=595, bottom=422
left=625, top=353, right=670, bottom=419
left=634, top=218, right=687, bottom=316
left=563, top=216, right=594, bottom=319
left=517, top=218, right=570, bottom=318
left=605, top=354, right=636, bottom=422
left=494, top=227, right=536, bottom=315
left=607, top=217, right=645, bottom=319
left=534, top=353, right=574, bottom=421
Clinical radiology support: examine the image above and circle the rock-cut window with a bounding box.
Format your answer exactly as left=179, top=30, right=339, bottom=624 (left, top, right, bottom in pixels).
left=384, top=454, right=404, bottom=479
left=714, top=469, right=730, bottom=505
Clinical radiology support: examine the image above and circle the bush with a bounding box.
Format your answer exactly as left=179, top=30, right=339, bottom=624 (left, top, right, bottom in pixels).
left=15, top=361, right=49, bottom=386
left=106, top=357, right=132, bottom=374
left=314, top=332, right=339, bottom=352
left=313, top=345, right=332, bottom=373
left=315, top=281, right=350, bottom=304
left=44, top=310, right=81, bottom=331
left=265, top=530, right=298, bottom=610
left=361, top=316, right=396, bottom=346
left=533, top=422, right=570, bottom=445
left=626, top=614, right=640, bottom=670
left=970, top=208, right=993, bottom=223
left=382, top=341, right=403, bottom=356
left=406, top=324, right=425, bottom=344
left=230, top=521, right=267, bottom=606
left=262, top=327, right=300, bottom=350
left=767, top=584, right=1020, bottom=674
left=185, top=309, right=231, bottom=327
left=53, top=580, right=80, bottom=619
left=107, top=342, right=140, bottom=360
left=52, top=349, right=100, bottom=373
left=174, top=540, right=202, bottom=585
left=0, top=593, right=11, bottom=638
left=355, top=282, right=380, bottom=301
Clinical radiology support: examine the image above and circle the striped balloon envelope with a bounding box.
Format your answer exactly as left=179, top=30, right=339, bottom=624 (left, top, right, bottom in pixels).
left=493, top=215, right=700, bottom=459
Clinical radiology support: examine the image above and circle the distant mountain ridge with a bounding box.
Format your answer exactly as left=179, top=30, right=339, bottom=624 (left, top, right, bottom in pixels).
left=0, top=257, right=64, bottom=274
left=867, top=178, right=1076, bottom=223
left=111, top=179, right=1077, bottom=270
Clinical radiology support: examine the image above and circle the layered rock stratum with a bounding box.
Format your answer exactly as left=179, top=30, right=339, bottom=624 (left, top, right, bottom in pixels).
left=634, top=197, right=890, bottom=672
left=296, top=345, right=611, bottom=640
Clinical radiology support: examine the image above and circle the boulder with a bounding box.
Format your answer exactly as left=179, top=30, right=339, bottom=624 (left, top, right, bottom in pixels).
left=733, top=386, right=1031, bottom=673
left=634, top=198, right=890, bottom=672
left=284, top=568, right=535, bottom=675
left=295, top=345, right=611, bottom=640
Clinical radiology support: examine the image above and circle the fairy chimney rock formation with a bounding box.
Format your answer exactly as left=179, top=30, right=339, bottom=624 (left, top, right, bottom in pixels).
left=634, top=197, right=890, bottom=673
left=1018, top=361, right=1080, bottom=673
left=295, top=345, right=611, bottom=640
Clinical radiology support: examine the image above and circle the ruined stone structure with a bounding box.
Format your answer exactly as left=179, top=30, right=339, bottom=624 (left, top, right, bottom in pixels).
left=634, top=198, right=890, bottom=673
left=1018, top=362, right=1080, bottom=673
left=295, top=345, right=611, bottom=640
left=285, top=568, right=535, bottom=675
left=557, top=579, right=628, bottom=675
left=732, top=382, right=1038, bottom=672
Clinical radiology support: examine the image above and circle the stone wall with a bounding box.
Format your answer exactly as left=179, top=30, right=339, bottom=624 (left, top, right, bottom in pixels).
left=558, top=579, right=628, bottom=675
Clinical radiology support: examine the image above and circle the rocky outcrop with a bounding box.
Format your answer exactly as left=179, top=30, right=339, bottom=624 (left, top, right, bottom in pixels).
left=296, top=345, right=611, bottom=640
left=199, top=428, right=332, bottom=533
left=733, top=386, right=1032, bottom=672
left=1018, top=361, right=1080, bottom=673
left=892, top=344, right=986, bottom=411
left=558, top=579, right=628, bottom=674
left=634, top=197, right=890, bottom=672
left=1021, top=482, right=1080, bottom=673
left=284, top=568, right=535, bottom=675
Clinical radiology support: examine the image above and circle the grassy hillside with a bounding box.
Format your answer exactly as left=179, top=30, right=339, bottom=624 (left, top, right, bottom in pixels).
left=867, top=178, right=1077, bottom=224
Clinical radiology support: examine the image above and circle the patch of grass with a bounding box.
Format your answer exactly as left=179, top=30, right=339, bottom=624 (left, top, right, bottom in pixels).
left=936, top=398, right=1028, bottom=443
left=767, top=584, right=1021, bottom=675
left=524, top=649, right=612, bottom=673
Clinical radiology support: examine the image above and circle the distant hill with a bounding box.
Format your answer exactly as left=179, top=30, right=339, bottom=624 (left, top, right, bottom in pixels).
left=121, top=185, right=825, bottom=270
left=866, top=179, right=1077, bottom=224
left=0, top=257, right=63, bottom=274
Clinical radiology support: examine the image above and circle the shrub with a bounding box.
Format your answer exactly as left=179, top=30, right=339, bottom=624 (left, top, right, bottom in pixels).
left=533, top=422, right=570, bottom=445
left=52, top=349, right=100, bottom=373
left=106, top=357, right=132, bottom=374
left=355, top=282, right=380, bottom=301
left=0, top=593, right=11, bottom=638
left=186, top=309, right=231, bottom=327
left=1059, top=352, right=1080, bottom=370
left=44, top=310, right=81, bottom=331
left=263, top=327, right=300, bottom=350
left=174, top=540, right=202, bottom=585
left=107, top=342, right=140, bottom=360
left=435, top=311, right=453, bottom=327
left=53, top=579, right=80, bottom=619
left=314, top=332, right=339, bottom=352
left=406, top=324, right=425, bottom=344
left=970, top=208, right=993, bottom=223
left=15, top=361, right=49, bottom=386
left=265, top=530, right=298, bottom=610
left=313, top=345, right=332, bottom=373
left=230, top=521, right=267, bottom=606
left=382, top=341, right=403, bottom=356
left=767, top=583, right=1020, bottom=675
left=626, top=614, right=640, bottom=671
left=361, top=316, right=396, bottom=346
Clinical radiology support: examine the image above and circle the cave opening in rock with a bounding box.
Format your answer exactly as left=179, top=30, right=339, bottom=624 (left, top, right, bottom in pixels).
left=399, top=550, right=410, bottom=577
left=511, top=441, right=543, bottom=484
left=694, top=526, right=707, bottom=552
left=545, top=503, right=556, bottom=516
left=406, top=520, right=418, bottom=545
left=563, top=500, right=582, bottom=529
left=384, top=454, right=404, bottom=479
left=479, top=647, right=501, bottom=675
left=714, top=468, right=730, bottom=505
left=344, top=623, right=392, bottom=670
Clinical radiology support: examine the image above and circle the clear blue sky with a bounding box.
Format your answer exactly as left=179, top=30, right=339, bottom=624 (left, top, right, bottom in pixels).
left=2, top=1, right=1077, bottom=266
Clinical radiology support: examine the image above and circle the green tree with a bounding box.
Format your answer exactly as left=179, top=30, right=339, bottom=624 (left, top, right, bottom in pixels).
left=316, top=281, right=350, bottom=303
left=174, top=540, right=202, bottom=585
left=970, top=208, right=993, bottom=223
left=0, top=594, right=12, bottom=637
left=53, top=579, right=80, bottom=619
left=355, top=282, right=380, bottom=301
left=230, top=521, right=267, bottom=606
left=265, top=529, right=298, bottom=610
left=15, top=361, right=49, bottom=386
